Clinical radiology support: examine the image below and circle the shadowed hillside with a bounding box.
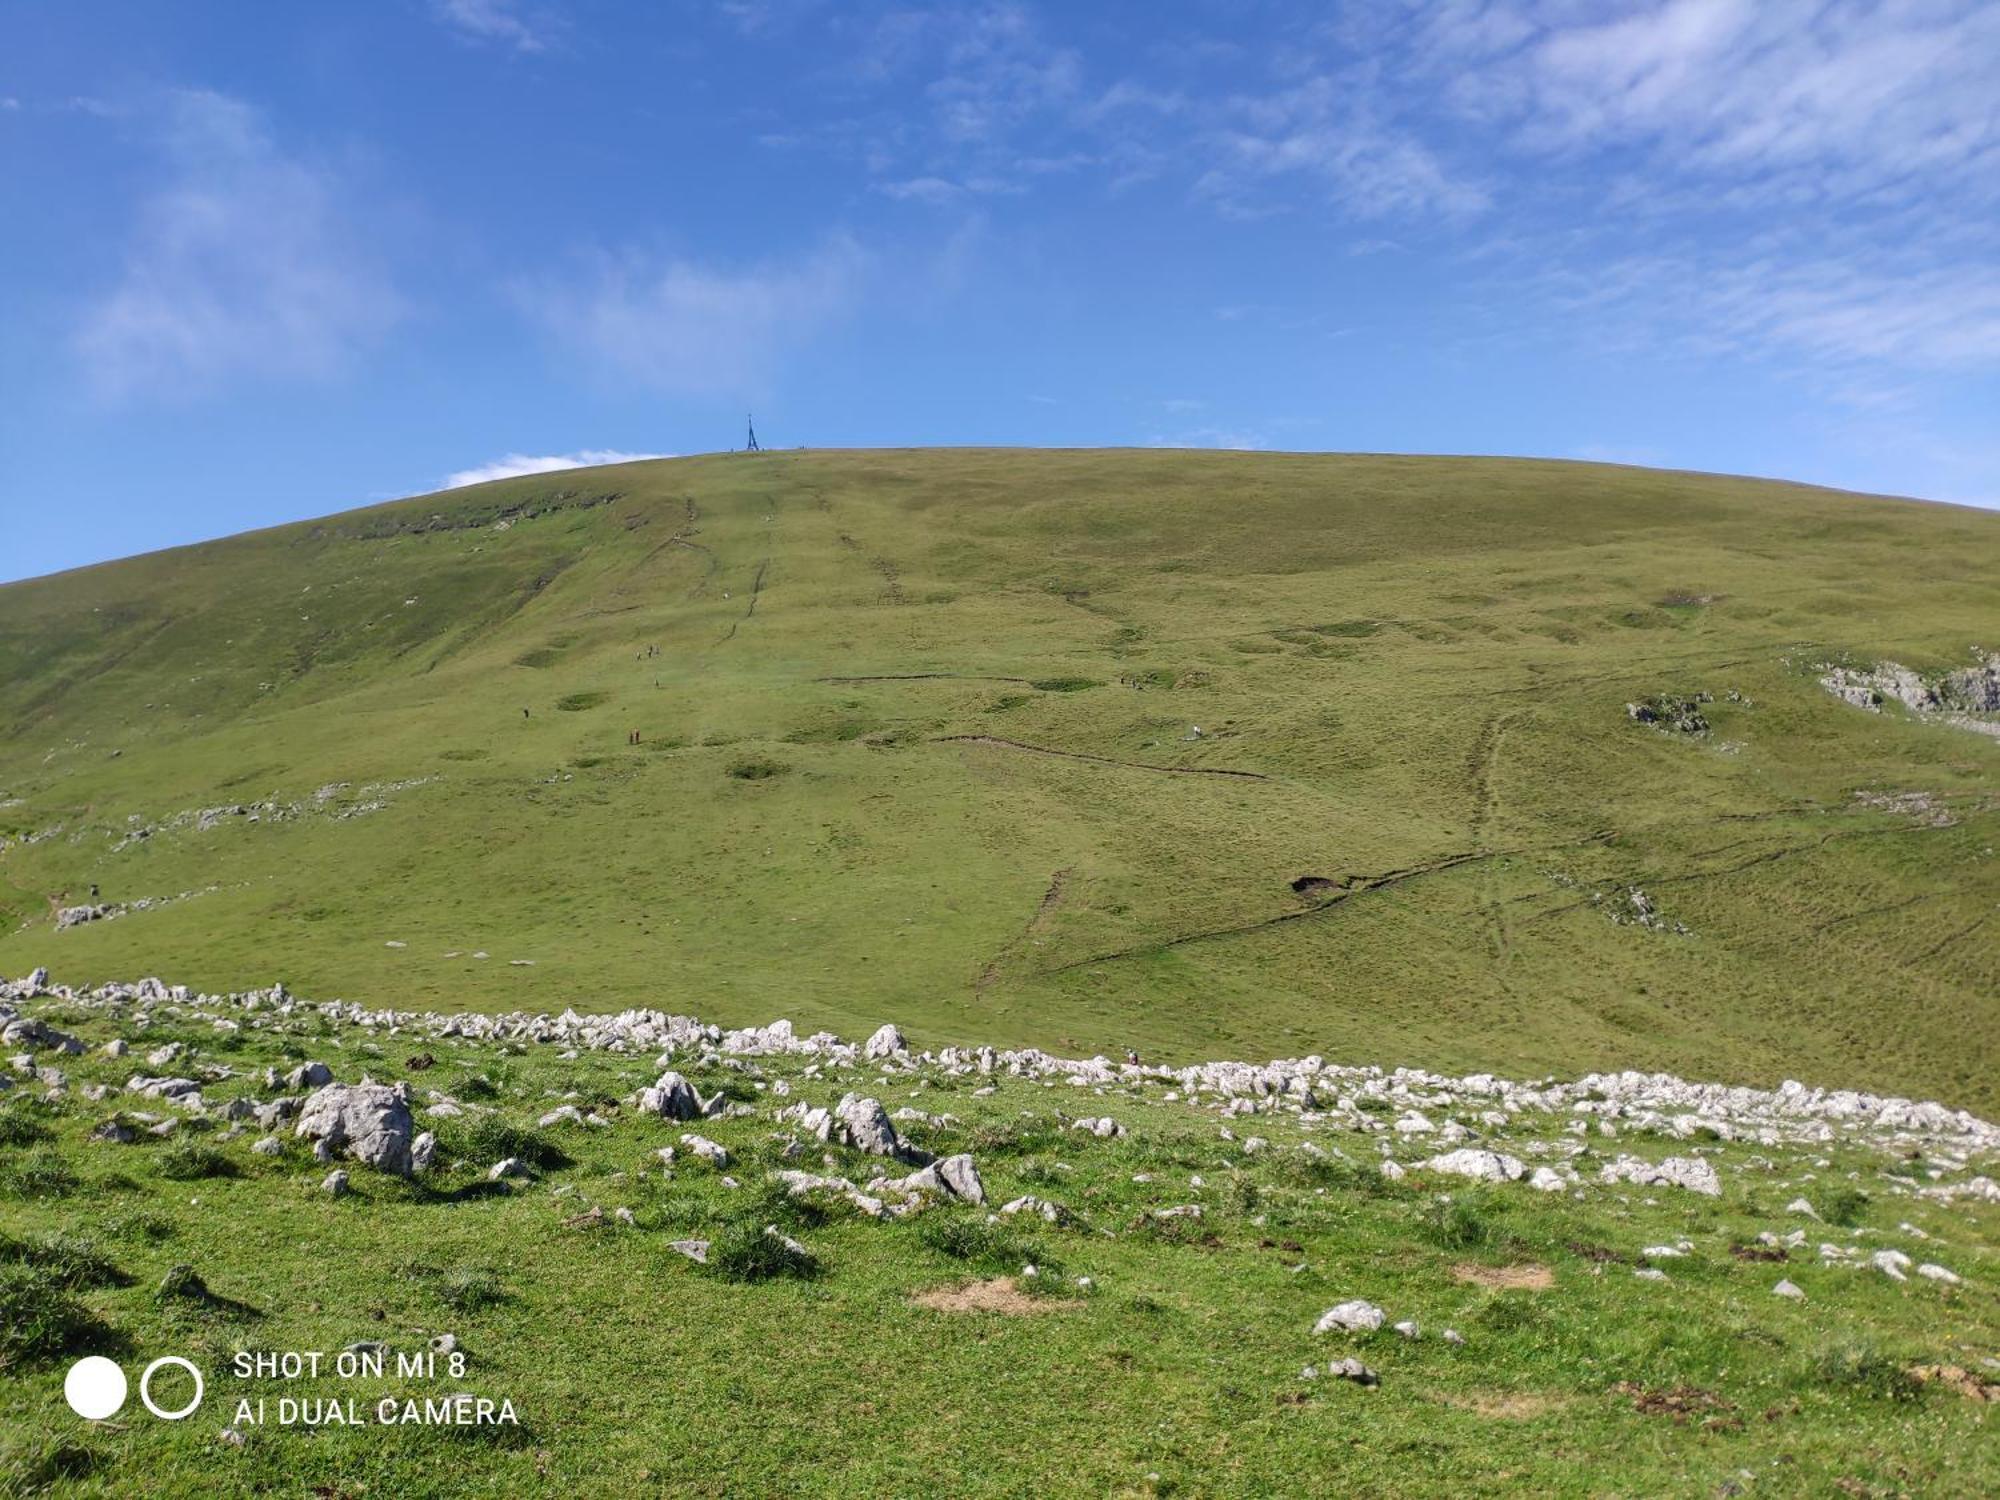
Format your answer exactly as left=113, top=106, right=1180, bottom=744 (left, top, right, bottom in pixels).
left=2, top=449, right=1996, bottom=1106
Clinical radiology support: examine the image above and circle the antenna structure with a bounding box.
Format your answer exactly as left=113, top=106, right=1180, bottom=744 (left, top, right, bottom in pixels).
left=744, top=414, right=761, bottom=453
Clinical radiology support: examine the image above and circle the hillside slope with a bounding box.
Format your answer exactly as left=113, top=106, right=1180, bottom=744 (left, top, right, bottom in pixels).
left=1, top=450, right=1996, bottom=1106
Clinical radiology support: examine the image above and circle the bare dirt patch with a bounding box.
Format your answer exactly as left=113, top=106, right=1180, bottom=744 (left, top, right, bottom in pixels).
left=1906, top=1365, right=2000, bottom=1402
left=1610, top=1382, right=1742, bottom=1431
left=1452, top=1262, right=1554, bottom=1290
left=1440, top=1390, right=1565, bottom=1420
left=910, top=1276, right=1073, bottom=1315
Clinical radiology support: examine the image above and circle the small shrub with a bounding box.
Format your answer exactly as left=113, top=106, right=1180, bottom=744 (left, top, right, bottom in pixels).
left=707, top=1223, right=819, bottom=1283
left=103, top=1210, right=176, bottom=1244
left=1477, top=1295, right=1544, bottom=1334
left=965, top=1120, right=1065, bottom=1158
left=455, top=1073, right=503, bottom=1101
left=1818, top=1185, right=1870, bottom=1228
left=0, top=1432, right=106, bottom=1489
left=1813, top=1345, right=1923, bottom=1402
left=1418, top=1195, right=1492, bottom=1251
left=404, top=1262, right=510, bottom=1313
left=747, top=1178, right=850, bottom=1231
left=0, top=1265, right=115, bottom=1370
left=154, top=1140, right=240, bottom=1181
left=727, top=757, right=789, bottom=781
left=0, top=1146, right=77, bottom=1199
left=1277, top=1151, right=1396, bottom=1197
left=555, top=691, right=608, bottom=712
left=1221, top=1174, right=1261, bottom=1216
left=919, top=1215, right=1047, bottom=1272
left=439, top=1115, right=571, bottom=1171
left=0, top=1109, right=52, bottom=1147
left=0, top=1233, right=128, bottom=1289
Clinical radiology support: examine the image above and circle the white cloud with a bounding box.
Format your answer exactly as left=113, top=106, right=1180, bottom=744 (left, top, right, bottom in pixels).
left=1430, top=0, right=2000, bottom=208
left=442, top=450, right=670, bottom=489
left=1146, top=425, right=1265, bottom=451
left=1537, top=250, right=2000, bottom=374
left=926, top=4, right=1081, bottom=145
left=75, top=90, right=401, bottom=399
left=433, top=0, right=547, bottom=53
left=873, top=173, right=1022, bottom=203
left=517, top=237, right=864, bottom=395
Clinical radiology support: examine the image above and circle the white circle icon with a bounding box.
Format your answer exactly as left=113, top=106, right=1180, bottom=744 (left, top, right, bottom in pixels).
left=64, top=1357, right=128, bottom=1420
left=139, top=1356, right=204, bottom=1420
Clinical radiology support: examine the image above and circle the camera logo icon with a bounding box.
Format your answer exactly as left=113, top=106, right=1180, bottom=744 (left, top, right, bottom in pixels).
left=65, top=1356, right=204, bottom=1420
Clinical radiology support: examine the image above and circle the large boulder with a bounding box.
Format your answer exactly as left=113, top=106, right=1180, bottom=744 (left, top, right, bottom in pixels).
left=294, top=1082, right=414, bottom=1175
left=834, top=1094, right=909, bottom=1158
left=638, top=1070, right=702, bottom=1120
left=864, top=1023, right=907, bottom=1061
left=893, top=1152, right=985, bottom=1205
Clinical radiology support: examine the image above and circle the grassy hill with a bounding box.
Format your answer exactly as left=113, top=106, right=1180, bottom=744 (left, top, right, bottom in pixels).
left=2, top=449, right=1996, bottom=1107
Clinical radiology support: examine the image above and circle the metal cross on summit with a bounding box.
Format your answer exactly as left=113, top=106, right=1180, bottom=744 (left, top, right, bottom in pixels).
left=744, top=415, right=761, bottom=453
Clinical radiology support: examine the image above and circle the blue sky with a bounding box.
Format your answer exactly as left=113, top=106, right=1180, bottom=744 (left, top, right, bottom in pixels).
left=3, top=0, right=1997, bottom=581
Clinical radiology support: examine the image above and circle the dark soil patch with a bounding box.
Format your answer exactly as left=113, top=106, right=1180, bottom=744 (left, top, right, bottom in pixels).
left=1730, top=1242, right=1789, bottom=1262
left=1611, top=1382, right=1737, bottom=1424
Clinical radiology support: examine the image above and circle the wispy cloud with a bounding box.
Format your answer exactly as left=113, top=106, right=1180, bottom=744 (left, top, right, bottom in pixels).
left=432, top=0, right=548, bottom=53
left=1436, top=0, right=2000, bottom=208
left=442, top=450, right=670, bottom=489
left=74, top=90, right=402, bottom=400
left=1146, top=425, right=1265, bottom=451
left=516, top=237, right=865, bottom=395
left=873, top=174, right=1020, bottom=203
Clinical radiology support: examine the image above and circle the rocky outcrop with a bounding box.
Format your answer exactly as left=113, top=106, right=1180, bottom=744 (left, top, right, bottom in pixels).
left=864, top=1023, right=907, bottom=1060
left=6, top=973, right=1999, bottom=1166
left=294, top=1081, right=415, bottom=1175
left=1821, top=653, right=2000, bottom=738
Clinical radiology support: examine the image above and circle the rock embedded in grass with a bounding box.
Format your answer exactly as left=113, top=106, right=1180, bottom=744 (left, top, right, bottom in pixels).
left=1598, top=1154, right=1721, bottom=1197
left=637, top=1070, right=702, bottom=1120
left=1423, top=1148, right=1526, bottom=1183
left=294, top=1082, right=415, bottom=1175
left=1315, top=1300, right=1385, bottom=1334
left=864, top=1024, right=907, bottom=1060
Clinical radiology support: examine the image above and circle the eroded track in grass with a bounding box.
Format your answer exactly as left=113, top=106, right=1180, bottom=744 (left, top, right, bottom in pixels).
left=1043, top=836, right=1619, bottom=978
left=976, top=866, right=1073, bottom=994
left=935, top=735, right=1270, bottom=779
left=715, top=558, right=769, bottom=645
left=818, top=673, right=1034, bottom=685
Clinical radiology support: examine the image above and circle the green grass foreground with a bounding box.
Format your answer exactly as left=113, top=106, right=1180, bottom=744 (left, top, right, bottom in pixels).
left=0, top=990, right=1996, bottom=1497
left=2, top=450, right=1997, bottom=1109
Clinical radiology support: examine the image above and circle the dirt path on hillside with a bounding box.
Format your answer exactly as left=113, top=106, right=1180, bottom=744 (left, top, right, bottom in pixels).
left=935, top=735, right=1270, bottom=779
left=977, top=867, right=1073, bottom=993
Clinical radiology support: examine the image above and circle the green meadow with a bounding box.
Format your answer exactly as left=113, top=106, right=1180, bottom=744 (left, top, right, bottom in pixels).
left=0, top=990, right=1994, bottom=1498
left=2, top=449, right=1997, bottom=1106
